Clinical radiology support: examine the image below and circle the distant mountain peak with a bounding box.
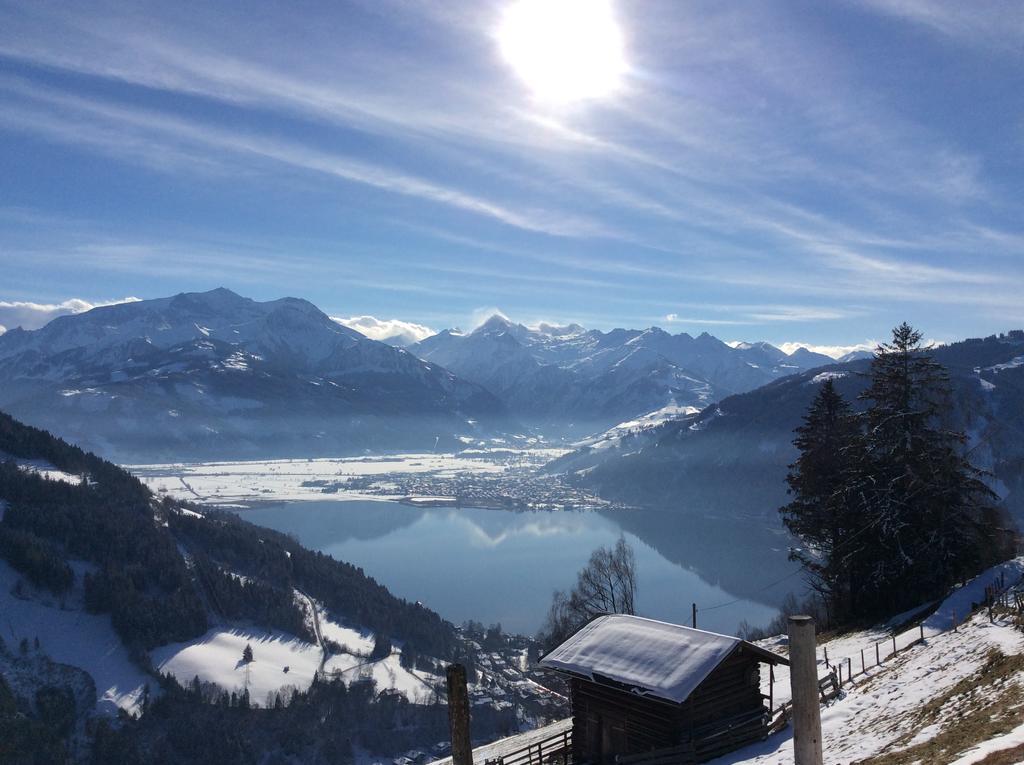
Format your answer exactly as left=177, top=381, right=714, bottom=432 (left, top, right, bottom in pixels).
left=535, top=322, right=585, bottom=337
left=476, top=313, right=515, bottom=329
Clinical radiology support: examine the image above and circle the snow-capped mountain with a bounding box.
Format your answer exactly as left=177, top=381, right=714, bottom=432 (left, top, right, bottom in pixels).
left=0, top=288, right=505, bottom=460
left=548, top=330, right=1024, bottom=529
left=412, top=315, right=835, bottom=434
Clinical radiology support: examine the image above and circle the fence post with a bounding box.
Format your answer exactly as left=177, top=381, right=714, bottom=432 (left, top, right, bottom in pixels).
left=891, top=634, right=897, bottom=657
left=847, top=657, right=852, bottom=682
left=692, top=602, right=697, bottom=629
left=919, top=623, right=924, bottom=642
left=875, top=642, right=880, bottom=665
left=860, top=649, right=865, bottom=674
left=788, top=616, right=824, bottom=765
left=446, top=664, right=474, bottom=765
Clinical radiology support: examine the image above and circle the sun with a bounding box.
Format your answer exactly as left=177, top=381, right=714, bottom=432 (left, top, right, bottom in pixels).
left=498, top=0, right=627, bottom=104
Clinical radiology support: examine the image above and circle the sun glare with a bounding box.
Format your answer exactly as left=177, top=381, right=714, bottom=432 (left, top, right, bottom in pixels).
left=498, top=0, right=627, bottom=104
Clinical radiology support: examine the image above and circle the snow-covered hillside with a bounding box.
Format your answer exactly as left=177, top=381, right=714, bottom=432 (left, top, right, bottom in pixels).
left=715, top=558, right=1024, bottom=764
left=0, top=559, right=151, bottom=716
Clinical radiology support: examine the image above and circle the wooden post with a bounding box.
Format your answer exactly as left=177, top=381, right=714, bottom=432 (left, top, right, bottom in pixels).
left=788, top=616, right=824, bottom=765
left=860, top=648, right=865, bottom=674
left=892, top=634, right=897, bottom=657
left=919, top=623, right=924, bottom=642
left=692, top=602, right=697, bottom=629
left=875, top=642, right=880, bottom=665
left=823, top=646, right=829, bottom=669
left=847, top=657, right=852, bottom=683
left=447, top=664, right=473, bottom=765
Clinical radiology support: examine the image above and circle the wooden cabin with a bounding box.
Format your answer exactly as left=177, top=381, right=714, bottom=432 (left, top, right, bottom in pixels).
left=539, top=614, right=789, bottom=764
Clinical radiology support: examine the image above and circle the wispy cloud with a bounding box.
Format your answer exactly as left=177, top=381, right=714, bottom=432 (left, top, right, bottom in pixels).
left=853, top=0, right=1024, bottom=53
left=665, top=305, right=857, bottom=326
left=0, top=1, right=1021, bottom=343
left=0, top=78, right=614, bottom=239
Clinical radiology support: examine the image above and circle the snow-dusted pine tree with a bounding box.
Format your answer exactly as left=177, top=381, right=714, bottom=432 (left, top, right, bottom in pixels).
left=782, top=324, right=1011, bottom=625
left=857, top=323, right=1004, bottom=616
left=780, top=379, right=866, bottom=624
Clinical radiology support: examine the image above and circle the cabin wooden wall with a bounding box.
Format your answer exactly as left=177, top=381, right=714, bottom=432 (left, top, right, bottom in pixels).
left=569, top=649, right=769, bottom=764
left=570, top=677, right=684, bottom=763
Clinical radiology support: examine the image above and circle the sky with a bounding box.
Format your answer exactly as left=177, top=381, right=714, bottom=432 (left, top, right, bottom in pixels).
left=0, top=0, right=1022, bottom=353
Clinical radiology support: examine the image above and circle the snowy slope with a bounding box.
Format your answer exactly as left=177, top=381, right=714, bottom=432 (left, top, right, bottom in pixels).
left=0, top=559, right=152, bottom=716
left=440, top=558, right=1024, bottom=764
left=715, top=558, right=1024, bottom=764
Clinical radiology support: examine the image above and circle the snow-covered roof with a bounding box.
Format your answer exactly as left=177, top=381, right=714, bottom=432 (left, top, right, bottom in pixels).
left=539, top=614, right=787, bottom=705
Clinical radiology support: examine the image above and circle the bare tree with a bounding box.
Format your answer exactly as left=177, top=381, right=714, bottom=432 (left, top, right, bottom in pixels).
left=539, top=536, right=637, bottom=651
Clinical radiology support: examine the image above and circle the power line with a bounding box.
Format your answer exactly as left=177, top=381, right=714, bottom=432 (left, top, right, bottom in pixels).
left=699, top=565, right=808, bottom=612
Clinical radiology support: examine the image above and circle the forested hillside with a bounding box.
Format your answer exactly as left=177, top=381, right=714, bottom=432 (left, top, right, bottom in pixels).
left=0, top=409, right=487, bottom=763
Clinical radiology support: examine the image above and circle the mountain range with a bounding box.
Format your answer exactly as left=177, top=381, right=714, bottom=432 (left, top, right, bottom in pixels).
left=0, top=288, right=505, bottom=461
left=0, top=288, right=869, bottom=459
left=549, top=330, right=1024, bottom=530
left=413, top=314, right=849, bottom=436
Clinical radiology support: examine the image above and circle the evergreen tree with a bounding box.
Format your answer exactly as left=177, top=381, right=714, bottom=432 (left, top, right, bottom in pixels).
left=780, top=379, right=866, bottom=623
left=242, top=643, right=254, bottom=664
left=780, top=323, right=1011, bottom=624
left=857, top=323, right=1003, bottom=613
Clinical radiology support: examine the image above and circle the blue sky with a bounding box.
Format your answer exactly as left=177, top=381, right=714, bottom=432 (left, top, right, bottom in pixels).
left=1, top=0, right=1022, bottom=353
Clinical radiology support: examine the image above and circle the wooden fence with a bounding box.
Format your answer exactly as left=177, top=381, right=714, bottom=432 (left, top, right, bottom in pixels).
left=768, top=569, right=1022, bottom=735
left=484, top=726, right=572, bottom=765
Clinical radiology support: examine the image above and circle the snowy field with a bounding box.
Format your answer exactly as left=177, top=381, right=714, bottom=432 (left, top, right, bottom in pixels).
left=0, top=559, right=151, bottom=715
left=129, top=448, right=568, bottom=505
left=318, top=617, right=376, bottom=656
left=152, top=626, right=322, bottom=705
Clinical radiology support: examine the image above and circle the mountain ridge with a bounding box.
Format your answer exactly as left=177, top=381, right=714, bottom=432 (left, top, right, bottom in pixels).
left=412, top=314, right=835, bottom=434
left=548, top=329, right=1024, bottom=529
left=0, top=289, right=507, bottom=461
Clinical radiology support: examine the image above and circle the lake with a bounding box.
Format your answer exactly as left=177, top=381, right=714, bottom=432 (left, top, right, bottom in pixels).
left=237, top=499, right=793, bottom=636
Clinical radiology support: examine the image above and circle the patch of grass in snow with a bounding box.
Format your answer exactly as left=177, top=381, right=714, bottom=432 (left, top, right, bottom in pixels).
left=972, top=742, right=1024, bottom=764
left=857, top=649, right=1024, bottom=765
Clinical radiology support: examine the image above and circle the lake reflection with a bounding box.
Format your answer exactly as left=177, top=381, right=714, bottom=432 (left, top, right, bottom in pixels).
left=238, top=500, right=785, bottom=635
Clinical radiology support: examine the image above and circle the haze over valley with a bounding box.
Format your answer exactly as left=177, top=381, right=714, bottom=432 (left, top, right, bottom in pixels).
left=3, top=1, right=1023, bottom=763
